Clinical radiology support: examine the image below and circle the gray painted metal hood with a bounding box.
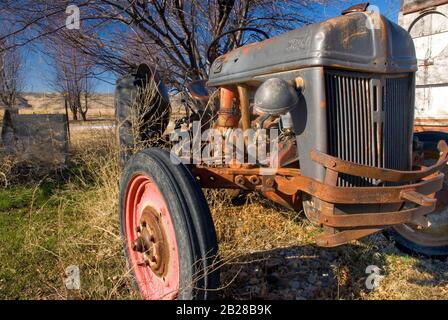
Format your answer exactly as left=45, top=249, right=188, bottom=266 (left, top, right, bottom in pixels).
left=208, top=12, right=417, bottom=86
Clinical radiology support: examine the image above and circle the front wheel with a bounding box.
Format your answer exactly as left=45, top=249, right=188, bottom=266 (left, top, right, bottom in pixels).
left=119, top=148, right=219, bottom=299
left=386, top=131, right=448, bottom=258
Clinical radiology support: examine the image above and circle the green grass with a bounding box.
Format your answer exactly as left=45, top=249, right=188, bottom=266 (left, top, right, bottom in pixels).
left=0, top=183, right=62, bottom=298
left=0, top=179, right=136, bottom=299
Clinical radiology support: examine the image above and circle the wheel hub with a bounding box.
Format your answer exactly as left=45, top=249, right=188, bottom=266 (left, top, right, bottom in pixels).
left=132, top=207, right=169, bottom=277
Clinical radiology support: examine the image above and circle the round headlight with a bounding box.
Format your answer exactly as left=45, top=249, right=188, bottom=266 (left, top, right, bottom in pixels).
left=254, top=78, right=299, bottom=115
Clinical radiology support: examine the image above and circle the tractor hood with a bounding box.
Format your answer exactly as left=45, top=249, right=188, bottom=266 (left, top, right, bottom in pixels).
left=207, top=12, right=417, bottom=86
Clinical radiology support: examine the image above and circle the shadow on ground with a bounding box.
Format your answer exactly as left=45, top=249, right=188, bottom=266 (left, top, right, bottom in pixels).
left=219, top=243, right=381, bottom=299
left=219, top=235, right=448, bottom=300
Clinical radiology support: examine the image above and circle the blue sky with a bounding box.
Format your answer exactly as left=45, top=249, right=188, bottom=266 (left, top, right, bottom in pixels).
left=25, top=0, right=401, bottom=93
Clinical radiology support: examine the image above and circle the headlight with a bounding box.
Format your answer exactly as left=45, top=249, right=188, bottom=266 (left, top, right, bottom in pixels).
left=254, top=78, right=299, bottom=115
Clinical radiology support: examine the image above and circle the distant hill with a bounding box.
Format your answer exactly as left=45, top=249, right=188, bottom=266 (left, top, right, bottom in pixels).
left=19, top=93, right=115, bottom=120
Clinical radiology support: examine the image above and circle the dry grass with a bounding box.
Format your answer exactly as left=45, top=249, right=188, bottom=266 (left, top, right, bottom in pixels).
left=1, top=93, right=447, bottom=299
left=63, top=128, right=139, bottom=299
left=1, top=127, right=448, bottom=299
left=19, top=93, right=115, bottom=121
left=0, top=151, right=15, bottom=188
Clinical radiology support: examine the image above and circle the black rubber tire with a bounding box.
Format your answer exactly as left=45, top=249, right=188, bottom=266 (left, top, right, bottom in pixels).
left=115, top=65, right=171, bottom=166
left=119, top=148, right=220, bottom=299
left=385, top=131, right=448, bottom=258
left=385, top=228, right=448, bottom=258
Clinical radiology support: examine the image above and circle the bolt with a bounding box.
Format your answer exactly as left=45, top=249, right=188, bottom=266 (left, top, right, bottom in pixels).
left=235, top=175, right=245, bottom=186
left=149, top=258, right=158, bottom=269
left=249, top=175, right=261, bottom=185
left=295, top=77, right=305, bottom=90
left=265, top=178, right=275, bottom=188
left=132, top=237, right=145, bottom=253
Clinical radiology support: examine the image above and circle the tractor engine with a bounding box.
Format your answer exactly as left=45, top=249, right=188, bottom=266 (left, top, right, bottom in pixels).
left=207, top=8, right=417, bottom=185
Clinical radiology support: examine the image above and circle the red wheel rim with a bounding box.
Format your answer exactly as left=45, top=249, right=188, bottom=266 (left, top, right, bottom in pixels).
left=124, top=174, right=180, bottom=299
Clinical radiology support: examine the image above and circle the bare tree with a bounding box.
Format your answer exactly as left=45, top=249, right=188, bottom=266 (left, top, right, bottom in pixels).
left=0, top=37, right=23, bottom=109
left=47, top=39, right=96, bottom=121
left=0, top=0, right=343, bottom=89
left=0, top=31, right=25, bottom=153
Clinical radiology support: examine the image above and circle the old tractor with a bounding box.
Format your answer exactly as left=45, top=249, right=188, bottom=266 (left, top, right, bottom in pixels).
left=115, top=3, right=448, bottom=299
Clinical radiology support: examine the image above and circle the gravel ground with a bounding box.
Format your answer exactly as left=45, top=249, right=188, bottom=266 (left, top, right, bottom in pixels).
left=221, top=246, right=348, bottom=300
left=226, top=248, right=338, bottom=299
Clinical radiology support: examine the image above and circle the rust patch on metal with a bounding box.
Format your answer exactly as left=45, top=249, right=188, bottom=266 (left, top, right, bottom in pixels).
left=342, top=3, right=370, bottom=15
left=310, top=140, right=448, bottom=182
left=276, top=172, right=444, bottom=204
left=316, top=229, right=381, bottom=247
left=320, top=205, right=435, bottom=228
left=216, top=87, right=240, bottom=127
left=132, top=207, right=170, bottom=277
left=320, top=100, right=326, bottom=109
left=402, top=0, right=448, bottom=15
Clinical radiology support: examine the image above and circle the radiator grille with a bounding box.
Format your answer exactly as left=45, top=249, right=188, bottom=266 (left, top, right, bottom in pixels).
left=325, top=70, right=414, bottom=187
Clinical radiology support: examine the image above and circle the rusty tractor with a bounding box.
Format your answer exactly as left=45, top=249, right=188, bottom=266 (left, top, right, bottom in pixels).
left=115, top=3, right=448, bottom=299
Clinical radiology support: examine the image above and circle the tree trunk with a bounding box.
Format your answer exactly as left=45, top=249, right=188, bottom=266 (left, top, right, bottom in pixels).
left=77, top=95, right=87, bottom=121
left=80, top=110, right=87, bottom=121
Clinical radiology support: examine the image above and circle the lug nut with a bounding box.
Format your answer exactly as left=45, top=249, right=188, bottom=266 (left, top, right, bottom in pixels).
left=235, top=175, right=245, bottom=186
left=249, top=175, right=261, bottom=185
left=132, top=237, right=145, bottom=253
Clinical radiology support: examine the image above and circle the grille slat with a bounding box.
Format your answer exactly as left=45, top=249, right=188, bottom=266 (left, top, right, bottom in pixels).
left=325, top=70, right=413, bottom=187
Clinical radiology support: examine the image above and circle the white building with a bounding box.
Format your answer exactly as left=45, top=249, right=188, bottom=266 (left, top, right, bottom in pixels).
left=399, top=0, right=448, bottom=127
